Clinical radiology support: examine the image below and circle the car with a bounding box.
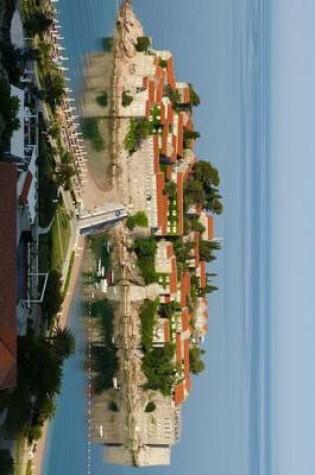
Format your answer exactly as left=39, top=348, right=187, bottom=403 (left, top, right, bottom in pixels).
left=115, top=210, right=121, bottom=217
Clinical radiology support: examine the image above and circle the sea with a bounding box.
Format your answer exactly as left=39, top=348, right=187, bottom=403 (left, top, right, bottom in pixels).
left=42, top=1, right=272, bottom=474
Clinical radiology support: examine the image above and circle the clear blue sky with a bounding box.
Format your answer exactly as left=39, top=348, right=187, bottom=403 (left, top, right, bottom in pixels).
left=45, top=1, right=315, bottom=474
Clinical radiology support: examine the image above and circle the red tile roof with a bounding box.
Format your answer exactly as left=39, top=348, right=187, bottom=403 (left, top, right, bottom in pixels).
left=199, top=260, right=206, bottom=288
left=0, top=163, right=17, bottom=390
left=156, top=78, right=164, bottom=103
left=153, top=135, right=159, bottom=174
left=148, top=80, right=155, bottom=102
left=166, top=57, right=176, bottom=88
left=145, top=101, right=151, bottom=118
left=174, top=382, right=185, bottom=406
left=183, top=86, right=190, bottom=104
left=176, top=333, right=182, bottom=362
left=177, top=167, right=190, bottom=235
left=170, top=256, right=177, bottom=294
left=156, top=172, right=168, bottom=234
left=182, top=309, right=190, bottom=332
left=180, top=272, right=191, bottom=307
left=176, top=113, right=184, bottom=157
left=207, top=215, right=214, bottom=240
left=164, top=320, right=170, bottom=343
left=183, top=339, right=190, bottom=391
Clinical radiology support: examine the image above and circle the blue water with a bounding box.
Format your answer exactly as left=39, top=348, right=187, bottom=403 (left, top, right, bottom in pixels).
left=43, top=1, right=272, bottom=474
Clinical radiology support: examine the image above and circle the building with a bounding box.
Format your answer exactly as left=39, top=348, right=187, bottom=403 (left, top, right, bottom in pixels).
left=0, top=163, right=18, bottom=391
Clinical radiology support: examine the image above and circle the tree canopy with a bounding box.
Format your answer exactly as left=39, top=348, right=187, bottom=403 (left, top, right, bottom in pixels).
left=184, top=160, right=223, bottom=215
left=189, top=346, right=205, bottom=374
left=0, top=450, right=14, bottom=475
left=135, top=36, right=151, bottom=52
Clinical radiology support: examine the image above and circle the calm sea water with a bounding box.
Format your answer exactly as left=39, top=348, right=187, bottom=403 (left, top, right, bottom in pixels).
left=43, top=1, right=271, bottom=474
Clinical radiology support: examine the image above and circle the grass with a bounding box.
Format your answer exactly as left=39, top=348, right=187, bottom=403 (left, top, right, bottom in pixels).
left=26, top=460, right=33, bottom=475
left=63, top=250, right=75, bottom=297
left=51, top=204, right=71, bottom=272
left=37, top=122, right=58, bottom=227
left=14, top=433, right=27, bottom=475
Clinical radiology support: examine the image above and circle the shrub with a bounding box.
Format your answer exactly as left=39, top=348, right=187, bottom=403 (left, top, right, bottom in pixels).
left=122, top=90, right=133, bottom=107
left=0, top=75, right=20, bottom=152
left=124, top=118, right=152, bottom=153
left=135, top=36, right=151, bottom=52
left=101, top=37, right=113, bottom=51
left=140, top=299, right=159, bottom=352
left=108, top=400, right=119, bottom=412
left=142, top=344, right=176, bottom=396
left=42, top=270, right=63, bottom=322
left=133, top=238, right=157, bottom=284
left=96, top=92, right=108, bottom=107
left=159, top=58, right=167, bottom=68
left=126, top=211, right=149, bottom=230
left=188, top=83, right=201, bottom=107
left=145, top=401, right=156, bottom=412
left=0, top=449, right=14, bottom=475
left=81, top=117, right=104, bottom=152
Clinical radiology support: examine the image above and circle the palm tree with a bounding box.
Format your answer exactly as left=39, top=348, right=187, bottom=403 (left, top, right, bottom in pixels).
left=50, top=325, right=76, bottom=361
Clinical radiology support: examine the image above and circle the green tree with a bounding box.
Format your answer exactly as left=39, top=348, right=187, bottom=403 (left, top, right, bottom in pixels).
left=43, top=270, right=63, bottom=321
left=122, top=91, right=133, bottom=107
left=96, top=91, right=108, bottom=107
left=24, top=12, right=53, bottom=36
left=48, top=325, right=76, bottom=361
left=184, top=130, right=201, bottom=140
left=135, top=36, right=151, bottom=52
left=55, top=162, right=76, bottom=190
left=189, top=346, right=205, bottom=374
left=140, top=299, right=159, bottom=352
left=126, top=211, right=149, bottom=230
left=145, top=401, right=156, bottom=412
left=188, top=83, right=201, bottom=107
left=44, top=73, right=65, bottom=106
left=0, top=75, right=21, bottom=151
left=25, top=424, right=43, bottom=443
left=164, top=180, right=177, bottom=200
left=0, top=450, right=14, bottom=475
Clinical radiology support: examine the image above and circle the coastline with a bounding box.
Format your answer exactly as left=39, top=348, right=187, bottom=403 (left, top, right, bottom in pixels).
left=33, top=235, right=86, bottom=475
left=31, top=1, right=128, bottom=472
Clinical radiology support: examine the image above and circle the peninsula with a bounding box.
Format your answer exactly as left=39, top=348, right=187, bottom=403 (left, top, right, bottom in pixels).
left=84, top=1, right=223, bottom=467
left=0, top=0, right=222, bottom=471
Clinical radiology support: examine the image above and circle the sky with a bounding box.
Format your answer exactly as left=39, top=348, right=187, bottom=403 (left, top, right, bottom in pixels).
left=43, top=1, right=315, bottom=474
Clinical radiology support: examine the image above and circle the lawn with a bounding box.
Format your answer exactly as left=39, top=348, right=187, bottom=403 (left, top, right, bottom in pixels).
left=37, top=120, right=58, bottom=227
left=51, top=204, right=71, bottom=272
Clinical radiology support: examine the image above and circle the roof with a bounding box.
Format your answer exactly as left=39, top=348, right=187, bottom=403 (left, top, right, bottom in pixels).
left=207, top=215, right=214, bottom=240
left=156, top=172, right=168, bottom=234
left=180, top=272, right=191, bottom=307
left=19, top=171, right=33, bottom=204
left=0, top=163, right=17, bottom=390
left=199, top=260, right=206, bottom=288
left=174, top=382, right=185, bottom=406
left=166, top=57, right=176, bottom=88
left=164, top=320, right=170, bottom=343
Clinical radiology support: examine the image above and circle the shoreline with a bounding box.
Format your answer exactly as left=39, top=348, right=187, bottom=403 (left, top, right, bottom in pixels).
left=33, top=235, right=86, bottom=475
left=30, top=2, right=127, bottom=472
